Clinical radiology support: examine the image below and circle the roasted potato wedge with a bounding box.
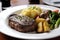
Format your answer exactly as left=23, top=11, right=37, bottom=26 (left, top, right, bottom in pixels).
left=37, top=22, right=43, bottom=33
left=36, top=17, right=46, bottom=23
left=43, top=21, right=50, bottom=32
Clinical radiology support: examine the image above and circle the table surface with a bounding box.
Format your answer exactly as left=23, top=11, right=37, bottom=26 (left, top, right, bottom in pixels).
left=0, top=0, right=60, bottom=40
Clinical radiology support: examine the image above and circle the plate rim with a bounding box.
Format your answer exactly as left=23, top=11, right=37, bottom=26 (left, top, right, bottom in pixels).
left=42, top=0, right=60, bottom=7
left=0, top=5, right=60, bottom=39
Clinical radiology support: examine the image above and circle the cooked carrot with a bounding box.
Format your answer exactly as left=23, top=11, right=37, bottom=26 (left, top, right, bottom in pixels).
left=53, top=9, right=59, bottom=13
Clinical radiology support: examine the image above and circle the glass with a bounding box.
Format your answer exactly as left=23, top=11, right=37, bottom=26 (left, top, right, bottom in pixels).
left=11, top=0, right=40, bottom=6
left=11, top=0, right=29, bottom=6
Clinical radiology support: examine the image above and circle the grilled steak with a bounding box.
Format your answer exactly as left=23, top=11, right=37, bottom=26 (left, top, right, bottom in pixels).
left=8, top=14, right=36, bottom=32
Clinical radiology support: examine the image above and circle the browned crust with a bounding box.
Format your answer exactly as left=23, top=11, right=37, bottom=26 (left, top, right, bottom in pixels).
left=8, top=19, right=36, bottom=33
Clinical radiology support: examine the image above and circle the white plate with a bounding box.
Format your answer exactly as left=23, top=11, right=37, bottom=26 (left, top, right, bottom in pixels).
left=43, top=0, right=60, bottom=7
left=0, top=5, right=60, bottom=39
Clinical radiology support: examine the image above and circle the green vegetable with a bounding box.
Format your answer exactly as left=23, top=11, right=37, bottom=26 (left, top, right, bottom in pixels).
left=51, top=12, right=59, bottom=20
left=50, top=24, right=54, bottom=30
left=48, top=11, right=60, bottom=30
left=55, top=18, right=60, bottom=28
left=49, top=12, right=58, bottom=25
left=58, top=12, right=60, bottom=17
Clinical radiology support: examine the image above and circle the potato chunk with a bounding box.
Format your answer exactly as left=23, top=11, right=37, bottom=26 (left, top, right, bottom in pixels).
left=36, top=16, right=45, bottom=23
left=37, top=22, right=43, bottom=33
left=43, top=21, right=50, bottom=32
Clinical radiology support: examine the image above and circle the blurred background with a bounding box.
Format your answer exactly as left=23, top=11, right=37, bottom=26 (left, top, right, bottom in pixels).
left=0, top=0, right=42, bottom=10
left=1, top=0, right=60, bottom=10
